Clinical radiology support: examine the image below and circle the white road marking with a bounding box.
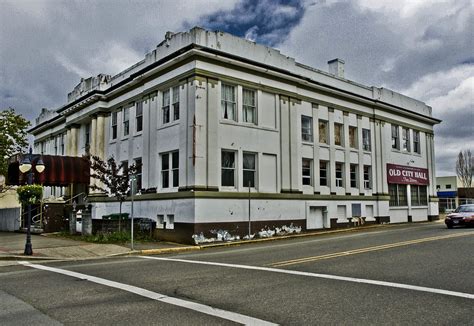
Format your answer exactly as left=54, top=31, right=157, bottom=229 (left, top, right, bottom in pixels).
left=140, top=256, right=474, bottom=300
left=18, top=261, right=277, bottom=326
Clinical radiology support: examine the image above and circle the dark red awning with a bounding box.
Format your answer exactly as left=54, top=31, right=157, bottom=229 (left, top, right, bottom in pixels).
left=7, top=155, right=90, bottom=186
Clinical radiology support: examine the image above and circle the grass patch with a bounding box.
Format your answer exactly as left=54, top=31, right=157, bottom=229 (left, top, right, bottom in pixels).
left=53, top=231, right=154, bottom=244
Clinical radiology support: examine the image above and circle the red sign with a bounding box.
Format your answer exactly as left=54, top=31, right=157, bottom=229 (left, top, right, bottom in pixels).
left=387, top=164, right=429, bottom=185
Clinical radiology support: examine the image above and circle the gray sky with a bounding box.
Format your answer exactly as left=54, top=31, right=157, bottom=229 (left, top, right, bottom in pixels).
left=0, top=0, right=472, bottom=176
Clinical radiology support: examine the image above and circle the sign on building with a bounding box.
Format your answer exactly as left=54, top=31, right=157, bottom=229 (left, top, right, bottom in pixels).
left=387, top=164, right=429, bottom=185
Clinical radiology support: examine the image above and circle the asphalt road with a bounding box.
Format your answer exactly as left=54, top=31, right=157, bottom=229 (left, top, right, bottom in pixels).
left=1, top=222, right=473, bottom=325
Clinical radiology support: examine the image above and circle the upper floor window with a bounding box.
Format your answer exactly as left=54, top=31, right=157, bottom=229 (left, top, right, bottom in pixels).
left=243, top=88, right=256, bottom=124
left=350, top=164, right=358, bottom=188
left=243, top=152, right=256, bottom=188
left=221, top=150, right=236, bottom=187
left=402, top=127, right=410, bottom=152
left=349, top=126, right=357, bottom=149
left=85, top=123, right=90, bottom=149
left=161, top=153, right=169, bottom=189
left=320, top=160, right=328, bottom=186
left=391, top=125, right=399, bottom=149
left=363, top=165, right=372, bottom=189
left=362, top=128, right=371, bottom=151
left=123, top=107, right=130, bottom=137
left=335, top=162, right=344, bottom=187
left=54, top=136, right=58, bottom=155
left=111, top=112, right=118, bottom=140
left=161, top=151, right=179, bottom=189
left=319, top=120, right=328, bottom=144
left=172, top=86, right=180, bottom=121
left=221, top=84, right=236, bottom=121
left=134, top=158, right=142, bottom=191
left=413, top=130, right=420, bottom=154
left=136, top=101, right=143, bottom=132
left=162, top=89, right=170, bottom=124
left=60, top=134, right=65, bottom=155
left=301, top=116, right=313, bottom=142
left=334, top=123, right=344, bottom=146
left=302, top=158, right=312, bottom=186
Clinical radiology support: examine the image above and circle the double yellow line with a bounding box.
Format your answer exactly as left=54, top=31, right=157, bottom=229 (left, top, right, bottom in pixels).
left=270, top=231, right=473, bottom=267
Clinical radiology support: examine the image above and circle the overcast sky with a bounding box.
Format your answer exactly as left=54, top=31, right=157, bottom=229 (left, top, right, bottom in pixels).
left=0, top=0, right=472, bottom=176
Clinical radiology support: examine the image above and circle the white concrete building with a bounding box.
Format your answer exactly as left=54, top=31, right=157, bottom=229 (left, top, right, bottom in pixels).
left=30, top=27, right=440, bottom=243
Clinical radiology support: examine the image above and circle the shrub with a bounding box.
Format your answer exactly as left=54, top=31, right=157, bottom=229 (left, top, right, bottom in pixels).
left=102, top=213, right=129, bottom=220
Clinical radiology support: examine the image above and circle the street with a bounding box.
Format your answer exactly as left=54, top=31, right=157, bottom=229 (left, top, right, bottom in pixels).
left=1, top=222, right=473, bottom=325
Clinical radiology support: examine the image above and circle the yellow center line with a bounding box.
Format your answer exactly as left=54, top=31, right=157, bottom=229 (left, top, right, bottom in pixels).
left=269, top=232, right=473, bottom=268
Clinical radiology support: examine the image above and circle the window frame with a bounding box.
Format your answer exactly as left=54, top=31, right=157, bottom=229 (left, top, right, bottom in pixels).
left=161, top=153, right=170, bottom=189
left=334, top=123, right=344, bottom=146
left=221, top=150, right=236, bottom=187
left=111, top=111, right=118, bottom=140
left=172, top=151, right=179, bottom=188
left=362, top=128, right=371, bottom=151
left=363, top=165, right=372, bottom=189
left=302, top=158, right=312, bottom=186
left=319, top=120, right=329, bottom=144
left=402, top=127, right=410, bottom=152
left=349, top=126, right=358, bottom=149
left=320, top=160, right=328, bottom=186
left=242, top=88, right=257, bottom=124
left=123, top=107, right=130, bottom=137
left=350, top=164, right=358, bottom=188
left=136, top=101, right=143, bottom=132
left=242, top=152, right=257, bottom=188
left=301, top=115, right=313, bottom=142
left=134, top=158, right=142, bottom=191
left=335, top=162, right=344, bottom=187
left=391, top=125, right=399, bottom=150
left=162, top=89, right=170, bottom=124
left=413, top=130, right=420, bottom=154
left=389, top=184, right=408, bottom=206
left=172, top=86, right=180, bottom=121
left=221, top=84, right=237, bottom=121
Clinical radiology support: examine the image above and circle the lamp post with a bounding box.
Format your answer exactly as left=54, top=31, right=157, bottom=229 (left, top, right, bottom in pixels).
left=130, top=174, right=136, bottom=251
left=19, top=147, right=45, bottom=256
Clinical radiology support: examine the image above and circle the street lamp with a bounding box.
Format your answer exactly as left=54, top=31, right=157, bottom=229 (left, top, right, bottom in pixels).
left=19, top=147, right=45, bottom=256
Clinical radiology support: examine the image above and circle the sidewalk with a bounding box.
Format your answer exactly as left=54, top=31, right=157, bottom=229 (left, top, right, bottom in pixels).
left=0, top=220, right=444, bottom=263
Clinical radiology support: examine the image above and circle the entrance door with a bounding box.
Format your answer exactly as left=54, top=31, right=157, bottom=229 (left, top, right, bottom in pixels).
left=307, top=206, right=324, bottom=229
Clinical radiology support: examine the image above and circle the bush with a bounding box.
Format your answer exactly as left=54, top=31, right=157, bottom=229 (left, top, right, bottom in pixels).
left=17, top=184, right=43, bottom=205
left=102, top=213, right=129, bottom=220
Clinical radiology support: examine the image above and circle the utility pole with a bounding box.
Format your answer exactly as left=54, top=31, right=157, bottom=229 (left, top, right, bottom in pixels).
left=248, top=180, right=251, bottom=239
left=130, top=175, right=136, bottom=251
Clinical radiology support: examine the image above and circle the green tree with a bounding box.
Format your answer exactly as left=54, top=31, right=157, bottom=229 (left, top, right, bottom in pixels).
left=88, top=155, right=139, bottom=231
left=0, top=108, right=30, bottom=185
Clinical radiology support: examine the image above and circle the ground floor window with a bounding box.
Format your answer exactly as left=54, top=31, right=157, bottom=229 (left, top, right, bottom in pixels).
left=389, top=184, right=408, bottom=206
left=335, top=162, right=344, bottom=187
left=221, top=150, right=236, bottom=187
left=302, top=158, right=312, bottom=186
left=243, top=152, right=257, bottom=188
left=411, top=185, right=428, bottom=206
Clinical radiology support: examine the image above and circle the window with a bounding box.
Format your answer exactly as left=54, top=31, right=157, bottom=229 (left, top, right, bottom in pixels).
left=161, top=153, right=169, bottom=189
left=161, top=151, right=179, bottom=189
left=301, top=116, right=313, bottom=142
left=243, top=152, right=256, bottom=188
left=60, top=134, right=65, bottom=155
left=221, top=151, right=235, bottom=187
left=85, top=123, right=90, bottom=149
left=363, top=165, right=372, bottom=189
left=411, top=185, right=428, bottom=206
left=172, top=86, right=180, bottom=121
left=134, top=158, right=142, bottom=191
left=320, top=161, right=328, bottom=186
left=136, top=101, right=143, bottom=132
left=123, top=107, right=130, bottom=136
left=243, top=88, right=256, bottom=124
left=335, top=162, right=344, bottom=187
left=157, top=215, right=164, bottom=229
left=446, top=184, right=451, bottom=189
left=111, top=112, right=118, bottom=140
left=389, top=184, right=408, bottom=206
left=302, top=159, right=312, bottom=186
left=121, top=161, right=129, bottom=175
left=334, top=123, right=343, bottom=146
left=349, top=126, right=357, bottom=149
left=166, top=214, right=174, bottom=229
left=172, top=151, right=179, bottom=187
left=319, top=120, right=328, bottom=144
left=362, top=129, right=371, bottom=151
left=413, top=131, right=420, bottom=154
left=40, top=142, right=45, bottom=155
left=350, top=164, right=358, bottom=188
left=54, top=136, right=58, bottom=155
left=402, top=127, right=410, bottom=151
left=391, top=125, right=399, bottom=149
left=221, top=84, right=236, bottom=121
left=162, top=89, right=170, bottom=124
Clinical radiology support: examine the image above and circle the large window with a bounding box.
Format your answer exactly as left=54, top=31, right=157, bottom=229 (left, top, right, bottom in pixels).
left=320, top=161, right=328, bottom=186
left=85, top=123, right=90, bottom=149
left=221, top=84, right=236, bottom=121
left=350, top=164, right=358, bottom=188
left=123, top=107, right=130, bottom=136
left=221, top=151, right=235, bottom=187
left=389, top=184, right=408, bottom=206
left=363, top=165, right=372, bottom=189
left=162, top=89, right=170, bottom=124
left=134, top=158, right=142, bottom=191
left=335, top=162, right=344, bottom=187
left=161, top=151, right=179, bottom=189
left=111, top=112, right=118, bottom=140
left=172, top=86, right=180, bottom=121
left=243, top=152, right=256, bottom=188
left=302, top=158, right=312, bottom=186
left=243, top=88, right=256, bottom=124
left=349, top=126, right=357, bottom=149
left=301, top=116, right=313, bottom=142
left=413, top=130, right=420, bottom=154
left=319, top=120, right=328, bottom=144
left=391, top=125, right=399, bottom=149
left=334, top=123, right=343, bottom=146
left=402, top=127, right=410, bottom=152
left=411, top=185, right=428, bottom=206
left=362, top=128, right=371, bottom=151
left=136, top=101, right=143, bottom=132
